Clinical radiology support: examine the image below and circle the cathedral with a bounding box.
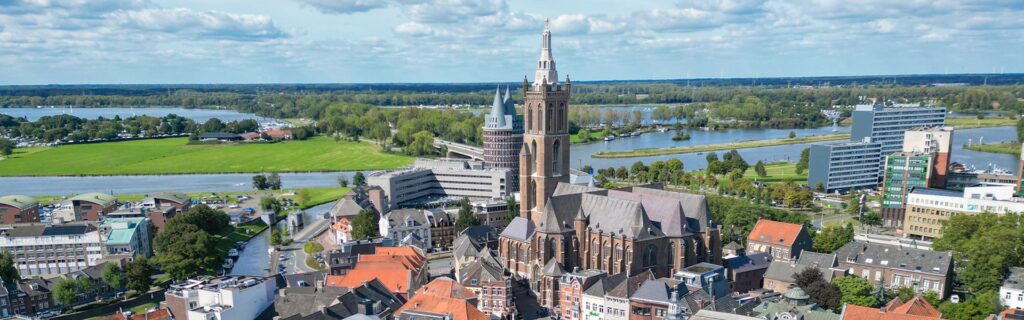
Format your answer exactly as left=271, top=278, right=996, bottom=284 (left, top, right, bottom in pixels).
left=497, top=20, right=723, bottom=308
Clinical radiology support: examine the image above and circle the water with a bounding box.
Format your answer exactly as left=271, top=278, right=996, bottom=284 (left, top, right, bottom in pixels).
left=229, top=228, right=271, bottom=276
left=468, top=105, right=679, bottom=126
left=0, top=172, right=362, bottom=196
left=571, top=126, right=1019, bottom=173
left=0, top=107, right=269, bottom=123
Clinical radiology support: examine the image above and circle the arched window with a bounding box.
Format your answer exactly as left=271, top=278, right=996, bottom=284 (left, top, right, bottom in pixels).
left=667, top=245, right=675, bottom=270
left=546, top=238, right=555, bottom=261
left=552, top=139, right=561, bottom=175
left=643, top=244, right=658, bottom=268
left=546, top=104, right=553, bottom=131
left=525, top=105, right=532, bottom=131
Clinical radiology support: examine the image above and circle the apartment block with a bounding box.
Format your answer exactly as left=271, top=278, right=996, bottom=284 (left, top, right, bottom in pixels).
left=808, top=140, right=883, bottom=193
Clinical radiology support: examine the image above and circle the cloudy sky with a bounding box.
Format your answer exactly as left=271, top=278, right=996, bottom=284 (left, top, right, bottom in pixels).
left=0, top=0, right=1021, bottom=84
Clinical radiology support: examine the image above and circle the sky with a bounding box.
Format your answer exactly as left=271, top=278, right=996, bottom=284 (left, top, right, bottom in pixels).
left=0, top=0, right=1021, bottom=85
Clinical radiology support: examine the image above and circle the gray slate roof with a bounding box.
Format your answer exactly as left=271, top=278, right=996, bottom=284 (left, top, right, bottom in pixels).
left=834, top=241, right=952, bottom=276
left=607, top=270, right=654, bottom=298
left=542, top=259, right=564, bottom=276
left=499, top=217, right=535, bottom=242
left=583, top=272, right=627, bottom=297
left=385, top=209, right=429, bottom=228
left=577, top=192, right=664, bottom=240
left=631, top=279, right=676, bottom=304
left=797, top=252, right=837, bottom=269
left=1004, top=267, right=1024, bottom=290
left=764, top=260, right=836, bottom=284
left=724, top=252, right=772, bottom=274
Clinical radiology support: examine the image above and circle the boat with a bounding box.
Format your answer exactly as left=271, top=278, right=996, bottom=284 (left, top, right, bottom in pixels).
left=619, top=133, right=629, bottom=138
left=222, top=259, right=234, bottom=270
left=658, top=127, right=669, bottom=132
left=603, top=136, right=616, bottom=141
left=631, top=131, right=641, bottom=136
left=228, top=249, right=239, bottom=258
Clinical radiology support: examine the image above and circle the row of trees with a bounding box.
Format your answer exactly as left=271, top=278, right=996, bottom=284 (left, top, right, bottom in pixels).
left=252, top=173, right=283, bottom=190
left=52, top=258, right=153, bottom=306
left=0, top=113, right=263, bottom=144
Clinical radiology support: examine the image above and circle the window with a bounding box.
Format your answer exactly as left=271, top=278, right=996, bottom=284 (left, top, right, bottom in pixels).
left=875, top=271, right=882, bottom=281
left=552, top=139, right=562, bottom=175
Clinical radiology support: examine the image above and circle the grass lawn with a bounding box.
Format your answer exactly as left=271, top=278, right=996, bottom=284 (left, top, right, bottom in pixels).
left=291, top=187, right=351, bottom=209
left=744, top=162, right=807, bottom=184
left=570, top=130, right=609, bottom=143
left=963, top=142, right=1020, bottom=155
left=86, top=302, right=158, bottom=320
left=0, top=136, right=413, bottom=176
left=212, top=222, right=268, bottom=261
left=823, top=216, right=861, bottom=228
left=945, top=116, right=1016, bottom=129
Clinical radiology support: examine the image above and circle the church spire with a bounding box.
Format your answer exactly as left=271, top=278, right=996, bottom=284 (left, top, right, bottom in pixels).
left=534, top=17, right=558, bottom=87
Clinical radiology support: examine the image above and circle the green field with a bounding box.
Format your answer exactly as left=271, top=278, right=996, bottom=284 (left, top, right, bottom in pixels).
left=963, top=142, right=1021, bottom=155
left=945, top=116, right=1016, bottom=129
left=744, top=162, right=808, bottom=184
left=593, top=133, right=849, bottom=158
left=0, top=137, right=413, bottom=176
left=570, top=130, right=610, bottom=143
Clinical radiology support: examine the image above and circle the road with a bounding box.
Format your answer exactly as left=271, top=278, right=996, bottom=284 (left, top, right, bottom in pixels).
left=278, top=243, right=317, bottom=274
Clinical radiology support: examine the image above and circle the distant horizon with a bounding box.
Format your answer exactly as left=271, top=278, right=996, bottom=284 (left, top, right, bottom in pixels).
left=2, top=72, right=1022, bottom=88
left=1, top=1, right=1021, bottom=84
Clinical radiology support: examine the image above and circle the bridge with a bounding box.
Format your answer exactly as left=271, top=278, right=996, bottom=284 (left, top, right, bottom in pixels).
left=433, top=138, right=484, bottom=161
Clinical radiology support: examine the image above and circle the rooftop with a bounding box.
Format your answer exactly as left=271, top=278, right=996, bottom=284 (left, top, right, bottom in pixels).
left=99, top=217, right=146, bottom=245
left=69, top=192, right=117, bottom=208
left=910, top=187, right=964, bottom=198
left=748, top=219, right=805, bottom=247
left=1004, top=267, right=1024, bottom=290
left=0, top=195, right=39, bottom=211
left=0, top=222, right=95, bottom=238
left=834, top=242, right=952, bottom=276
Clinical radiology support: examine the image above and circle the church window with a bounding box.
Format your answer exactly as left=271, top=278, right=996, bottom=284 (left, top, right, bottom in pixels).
left=643, top=244, right=657, bottom=268
left=552, top=139, right=562, bottom=175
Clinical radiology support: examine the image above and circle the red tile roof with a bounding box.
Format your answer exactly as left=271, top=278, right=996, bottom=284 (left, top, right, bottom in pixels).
left=417, top=277, right=476, bottom=300
left=264, top=129, right=292, bottom=137
left=748, top=219, right=804, bottom=246
left=323, top=246, right=426, bottom=295
left=842, top=296, right=941, bottom=320
left=396, top=278, right=488, bottom=320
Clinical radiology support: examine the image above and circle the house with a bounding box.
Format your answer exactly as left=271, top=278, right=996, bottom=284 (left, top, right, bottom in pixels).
left=65, top=261, right=123, bottom=304
left=329, top=186, right=386, bottom=220
left=1001, top=267, right=1024, bottom=309
left=394, top=277, right=489, bottom=320
left=272, top=274, right=403, bottom=320
left=673, top=263, right=729, bottom=299
left=69, top=192, right=118, bottom=221
left=840, top=295, right=941, bottom=320
left=199, top=132, right=242, bottom=142
left=323, top=238, right=394, bottom=275
left=165, top=275, right=277, bottom=320
left=142, top=192, right=192, bottom=212
left=722, top=244, right=772, bottom=294
left=239, top=132, right=261, bottom=141
left=0, top=195, right=40, bottom=224
left=763, top=252, right=839, bottom=294
left=559, top=269, right=608, bottom=320
left=453, top=226, right=499, bottom=277
left=628, top=278, right=686, bottom=320
left=834, top=242, right=953, bottom=298
left=325, top=247, right=428, bottom=300
left=264, top=129, right=294, bottom=140
left=604, top=271, right=655, bottom=320
left=751, top=287, right=839, bottom=320
left=107, top=206, right=178, bottom=234
left=10, top=278, right=56, bottom=315
left=746, top=219, right=812, bottom=261
left=379, top=209, right=432, bottom=251
left=425, top=209, right=456, bottom=251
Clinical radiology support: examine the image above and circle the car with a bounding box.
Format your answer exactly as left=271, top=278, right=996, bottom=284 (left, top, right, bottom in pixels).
left=280, top=256, right=289, bottom=261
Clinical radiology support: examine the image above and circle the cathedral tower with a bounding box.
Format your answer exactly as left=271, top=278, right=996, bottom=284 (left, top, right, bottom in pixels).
left=520, top=18, right=571, bottom=223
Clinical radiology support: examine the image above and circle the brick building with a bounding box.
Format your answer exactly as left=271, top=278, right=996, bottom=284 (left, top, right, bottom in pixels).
left=0, top=195, right=40, bottom=224
left=746, top=220, right=812, bottom=261
left=69, top=192, right=118, bottom=221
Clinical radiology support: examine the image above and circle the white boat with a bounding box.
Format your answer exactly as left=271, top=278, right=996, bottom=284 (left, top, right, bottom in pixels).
left=228, top=249, right=239, bottom=258
left=222, top=259, right=234, bottom=269
left=603, top=136, right=616, bottom=141
left=658, top=127, right=669, bottom=132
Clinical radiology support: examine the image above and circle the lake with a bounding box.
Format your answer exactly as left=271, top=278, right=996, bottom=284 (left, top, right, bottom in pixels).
left=0, top=107, right=271, bottom=123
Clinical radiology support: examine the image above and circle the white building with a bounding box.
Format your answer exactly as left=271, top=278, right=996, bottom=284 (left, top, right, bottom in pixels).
left=905, top=185, right=1024, bottom=240
left=367, top=158, right=512, bottom=209
left=176, top=276, right=277, bottom=320
left=378, top=208, right=432, bottom=250
left=1001, top=267, right=1024, bottom=309
left=0, top=223, right=104, bottom=276
left=98, top=217, right=152, bottom=257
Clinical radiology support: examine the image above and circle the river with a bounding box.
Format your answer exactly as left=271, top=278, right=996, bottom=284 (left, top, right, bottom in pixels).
left=0, top=125, right=1015, bottom=197
left=228, top=201, right=336, bottom=276
left=0, top=107, right=270, bottom=123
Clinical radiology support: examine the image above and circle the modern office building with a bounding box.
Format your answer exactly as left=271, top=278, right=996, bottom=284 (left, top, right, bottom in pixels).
left=97, top=217, right=152, bottom=258
left=901, top=127, right=954, bottom=186
left=483, top=86, right=523, bottom=193
left=367, top=158, right=512, bottom=210
left=947, top=165, right=1019, bottom=190
left=904, top=186, right=1024, bottom=240
left=0, top=223, right=105, bottom=276
left=808, top=140, right=883, bottom=193
left=880, top=127, right=955, bottom=228
left=850, top=104, right=946, bottom=176
left=165, top=275, right=277, bottom=320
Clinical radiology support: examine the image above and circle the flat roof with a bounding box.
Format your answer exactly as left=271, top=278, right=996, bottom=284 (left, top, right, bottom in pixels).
left=99, top=217, right=146, bottom=244
left=910, top=187, right=963, bottom=198
left=1, top=223, right=94, bottom=237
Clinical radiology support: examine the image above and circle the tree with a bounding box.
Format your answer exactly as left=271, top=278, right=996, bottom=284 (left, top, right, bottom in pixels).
left=201, top=118, right=225, bottom=133
left=861, top=212, right=882, bottom=226
left=754, top=161, right=767, bottom=177
left=52, top=278, right=79, bottom=306
left=796, top=148, right=810, bottom=174
left=252, top=174, right=268, bottom=190
left=101, top=263, right=124, bottom=291
left=177, top=205, right=230, bottom=234
left=455, top=197, right=481, bottom=231
left=846, top=195, right=862, bottom=215
left=933, top=213, right=1024, bottom=293
left=666, top=158, right=684, bottom=174
left=0, top=251, right=19, bottom=282
left=794, top=267, right=825, bottom=289
left=1017, top=117, right=1024, bottom=142
left=297, top=189, right=310, bottom=205
left=813, top=224, right=854, bottom=253
left=939, top=290, right=1000, bottom=320
left=705, top=152, right=719, bottom=165
left=260, top=197, right=282, bottom=214
left=0, top=138, right=13, bottom=157
left=337, top=176, right=349, bottom=187
left=271, top=228, right=282, bottom=246
left=806, top=279, right=843, bottom=311
left=789, top=131, right=797, bottom=139
left=834, top=276, right=878, bottom=307
left=815, top=182, right=824, bottom=192
left=125, top=256, right=154, bottom=293
left=505, top=198, right=519, bottom=223
left=267, top=172, right=282, bottom=190
left=154, top=223, right=217, bottom=280
left=352, top=172, right=366, bottom=186
left=405, top=130, right=436, bottom=156
left=351, top=208, right=379, bottom=240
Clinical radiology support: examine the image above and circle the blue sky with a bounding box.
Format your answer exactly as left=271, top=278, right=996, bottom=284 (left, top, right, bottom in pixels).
left=0, top=0, right=1021, bottom=84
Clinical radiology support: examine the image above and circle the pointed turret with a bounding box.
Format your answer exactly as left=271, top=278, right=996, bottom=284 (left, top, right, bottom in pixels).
left=503, top=86, right=515, bottom=115
left=533, top=17, right=558, bottom=87
left=485, top=86, right=506, bottom=128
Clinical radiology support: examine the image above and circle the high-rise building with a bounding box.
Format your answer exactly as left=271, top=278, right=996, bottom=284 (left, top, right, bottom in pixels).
left=807, top=140, right=883, bottom=193
left=880, top=127, right=954, bottom=228
left=483, top=86, right=523, bottom=193
left=850, top=104, right=946, bottom=176
left=519, top=18, right=571, bottom=224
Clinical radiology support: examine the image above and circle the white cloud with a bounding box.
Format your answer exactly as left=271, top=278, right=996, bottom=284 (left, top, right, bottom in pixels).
left=871, top=19, right=896, bottom=33
left=403, top=0, right=505, bottom=23
left=292, top=0, right=393, bottom=14
left=110, top=8, right=288, bottom=40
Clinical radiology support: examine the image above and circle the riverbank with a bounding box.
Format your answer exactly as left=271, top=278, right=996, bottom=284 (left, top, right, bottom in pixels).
left=0, top=136, right=412, bottom=176
left=963, top=142, right=1021, bottom=155
left=32, top=187, right=350, bottom=208
left=591, top=133, right=850, bottom=158
left=945, top=116, right=1017, bottom=129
